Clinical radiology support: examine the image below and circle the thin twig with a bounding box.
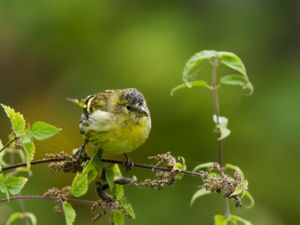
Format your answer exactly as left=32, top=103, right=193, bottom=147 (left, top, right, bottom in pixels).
left=210, top=57, right=231, bottom=219
left=0, top=138, right=16, bottom=154
left=0, top=195, right=96, bottom=205
left=1, top=157, right=203, bottom=177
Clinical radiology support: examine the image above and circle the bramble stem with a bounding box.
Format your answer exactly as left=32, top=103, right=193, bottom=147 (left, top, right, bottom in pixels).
left=210, top=57, right=231, bottom=219
left=0, top=138, right=16, bottom=154
left=1, top=157, right=203, bottom=177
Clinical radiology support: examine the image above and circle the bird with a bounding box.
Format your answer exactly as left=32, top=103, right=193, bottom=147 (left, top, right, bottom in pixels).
left=67, top=88, right=151, bottom=169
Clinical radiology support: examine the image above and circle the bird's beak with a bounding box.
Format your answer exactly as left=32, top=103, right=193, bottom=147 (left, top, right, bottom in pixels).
left=136, top=106, right=149, bottom=117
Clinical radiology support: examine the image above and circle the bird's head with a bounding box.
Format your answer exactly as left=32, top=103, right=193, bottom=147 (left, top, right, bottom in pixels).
left=119, top=88, right=150, bottom=121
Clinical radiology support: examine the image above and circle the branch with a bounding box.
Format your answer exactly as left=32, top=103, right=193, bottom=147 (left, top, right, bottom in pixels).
left=210, top=57, right=231, bottom=219
left=0, top=138, right=16, bottom=154
left=0, top=195, right=96, bottom=205
left=1, top=157, right=203, bottom=177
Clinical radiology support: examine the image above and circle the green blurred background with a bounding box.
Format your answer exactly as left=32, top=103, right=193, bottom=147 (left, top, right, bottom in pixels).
left=0, top=0, right=299, bottom=224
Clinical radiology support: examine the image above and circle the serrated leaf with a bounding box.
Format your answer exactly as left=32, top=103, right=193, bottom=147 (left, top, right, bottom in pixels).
left=1, top=104, right=26, bottom=135
left=4, top=175, right=28, bottom=195
left=120, top=200, right=136, bottom=219
left=221, top=74, right=254, bottom=95
left=22, top=138, right=35, bottom=164
left=6, top=212, right=37, bottom=225
left=183, top=50, right=218, bottom=86
left=113, top=210, right=124, bottom=225
left=115, top=184, right=124, bottom=200
left=190, top=188, right=211, bottom=206
left=218, top=52, right=247, bottom=77
left=31, top=121, right=61, bottom=141
left=230, top=214, right=252, bottom=225
left=71, top=173, right=88, bottom=197
left=170, top=80, right=210, bottom=96
left=214, top=214, right=228, bottom=225
left=0, top=173, right=10, bottom=199
left=243, top=191, right=255, bottom=208
left=82, top=149, right=103, bottom=183
left=63, top=201, right=76, bottom=225
left=193, top=162, right=215, bottom=172
left=105, top=164, right=122, bottom=191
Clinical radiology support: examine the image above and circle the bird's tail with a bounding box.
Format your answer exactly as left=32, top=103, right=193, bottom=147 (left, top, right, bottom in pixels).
left=66, top=97, right=85, bottom=108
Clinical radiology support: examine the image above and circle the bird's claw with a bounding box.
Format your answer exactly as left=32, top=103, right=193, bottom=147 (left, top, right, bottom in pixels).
left=123, top=157, right=134, bottom=171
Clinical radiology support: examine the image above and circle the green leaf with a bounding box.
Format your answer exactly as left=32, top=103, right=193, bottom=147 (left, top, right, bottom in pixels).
left=4, top=175, right=28, bottom=195
left=71, top=173, right=88, bottom=197
left=120, top=199, right=136, bottom=219
left=0, top=173, right=10, bottom=199
left=63, top=201, right=76, bottom=225
left=183, top=50, right=218, bottom=86
left=6, top=212, right=37, bottom=225
left=105, top=164, right=122, bottom=191
left=190, top=188, right=211, bottom=206
left=82, top=149, right=103, bottom=183
left=31, top=121, right=61, bottom=141
left=230, top=214, right=252, bottom=225
left=221, top=74, right=254, bottom=95
left=22, top=138, right=36, bottom=164
left=193, top=162, right=215, bottom=172
left=230, top=180, right=248, bottom=197
left=113, top=210, right=124, bottom=225
left=115, top=184, right=124, bottom=200
left=170, top=80, right=210, bottom=96
left=214, top=214, right=228, bottom=225
left=1, top=104, right=26, bottom=135
left=243, top=191, right=255, bottom=208
left=213, top=115, right=231, bottom=140
left=218, top=51, right=247, bottom=77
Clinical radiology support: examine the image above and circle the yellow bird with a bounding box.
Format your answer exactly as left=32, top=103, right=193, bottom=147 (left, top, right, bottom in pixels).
left=68, top=88, right=151, bottom=168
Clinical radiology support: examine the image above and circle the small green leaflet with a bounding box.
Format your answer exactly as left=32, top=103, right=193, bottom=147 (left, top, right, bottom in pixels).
left=214, top=214, right=252, bottom=225
left=213, top=115, right=231, bottom=140
left=105, top=164, right=122, bottom=191
left=193, top=162, right=215, bottom=172
left=71, top=173, right=88, bottom=197
left=71, top=149, right=103, bottom=197
left=230, top=214, right=252, bottom=225
left=180, top=50, right=254, bottom=95
left=6, top=212, right=37, bottom=225
left=183, top=50, right=218, bottom=86
left=230, top=180, right=248, bottom=197
left=218, top=51, right=247, bottom=77
left=0, top=174, right=28, bottom=199
left=1, top=104, right=26, bottom=135
left=113, top=209, right=124, bottom=225
left=31, top=121, right=61, bottom=141
left=243, top=191, right=255, bottom=208
left=63, top=201, right=76, bottom=225
left=170, top=80, right=210, bottom=96
left=221, top=74, right=254, bottom=95
left=190, top=188, right=211, bottom=206
left=214, top=215, right=228, bottom=225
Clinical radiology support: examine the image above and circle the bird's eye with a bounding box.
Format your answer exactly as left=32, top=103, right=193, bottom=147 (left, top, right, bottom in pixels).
left=126, top=105, right=132, bottom=111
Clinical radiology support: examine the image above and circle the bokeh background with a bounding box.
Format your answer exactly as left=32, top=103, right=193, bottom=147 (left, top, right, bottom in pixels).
left=0, top=0, right=299, bottom=224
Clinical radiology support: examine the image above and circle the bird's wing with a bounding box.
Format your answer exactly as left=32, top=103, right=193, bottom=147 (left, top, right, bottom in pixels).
left=87, top=109, right=115, bottom=132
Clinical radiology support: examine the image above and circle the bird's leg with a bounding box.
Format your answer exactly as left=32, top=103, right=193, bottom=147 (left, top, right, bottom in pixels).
left=123, top=153, right=134, bottom=171
left=74, top=140, right=89, bottom=162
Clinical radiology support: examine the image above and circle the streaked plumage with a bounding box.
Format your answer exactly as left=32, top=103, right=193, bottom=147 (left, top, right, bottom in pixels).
left=68, top=88, right=151, bottom=155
